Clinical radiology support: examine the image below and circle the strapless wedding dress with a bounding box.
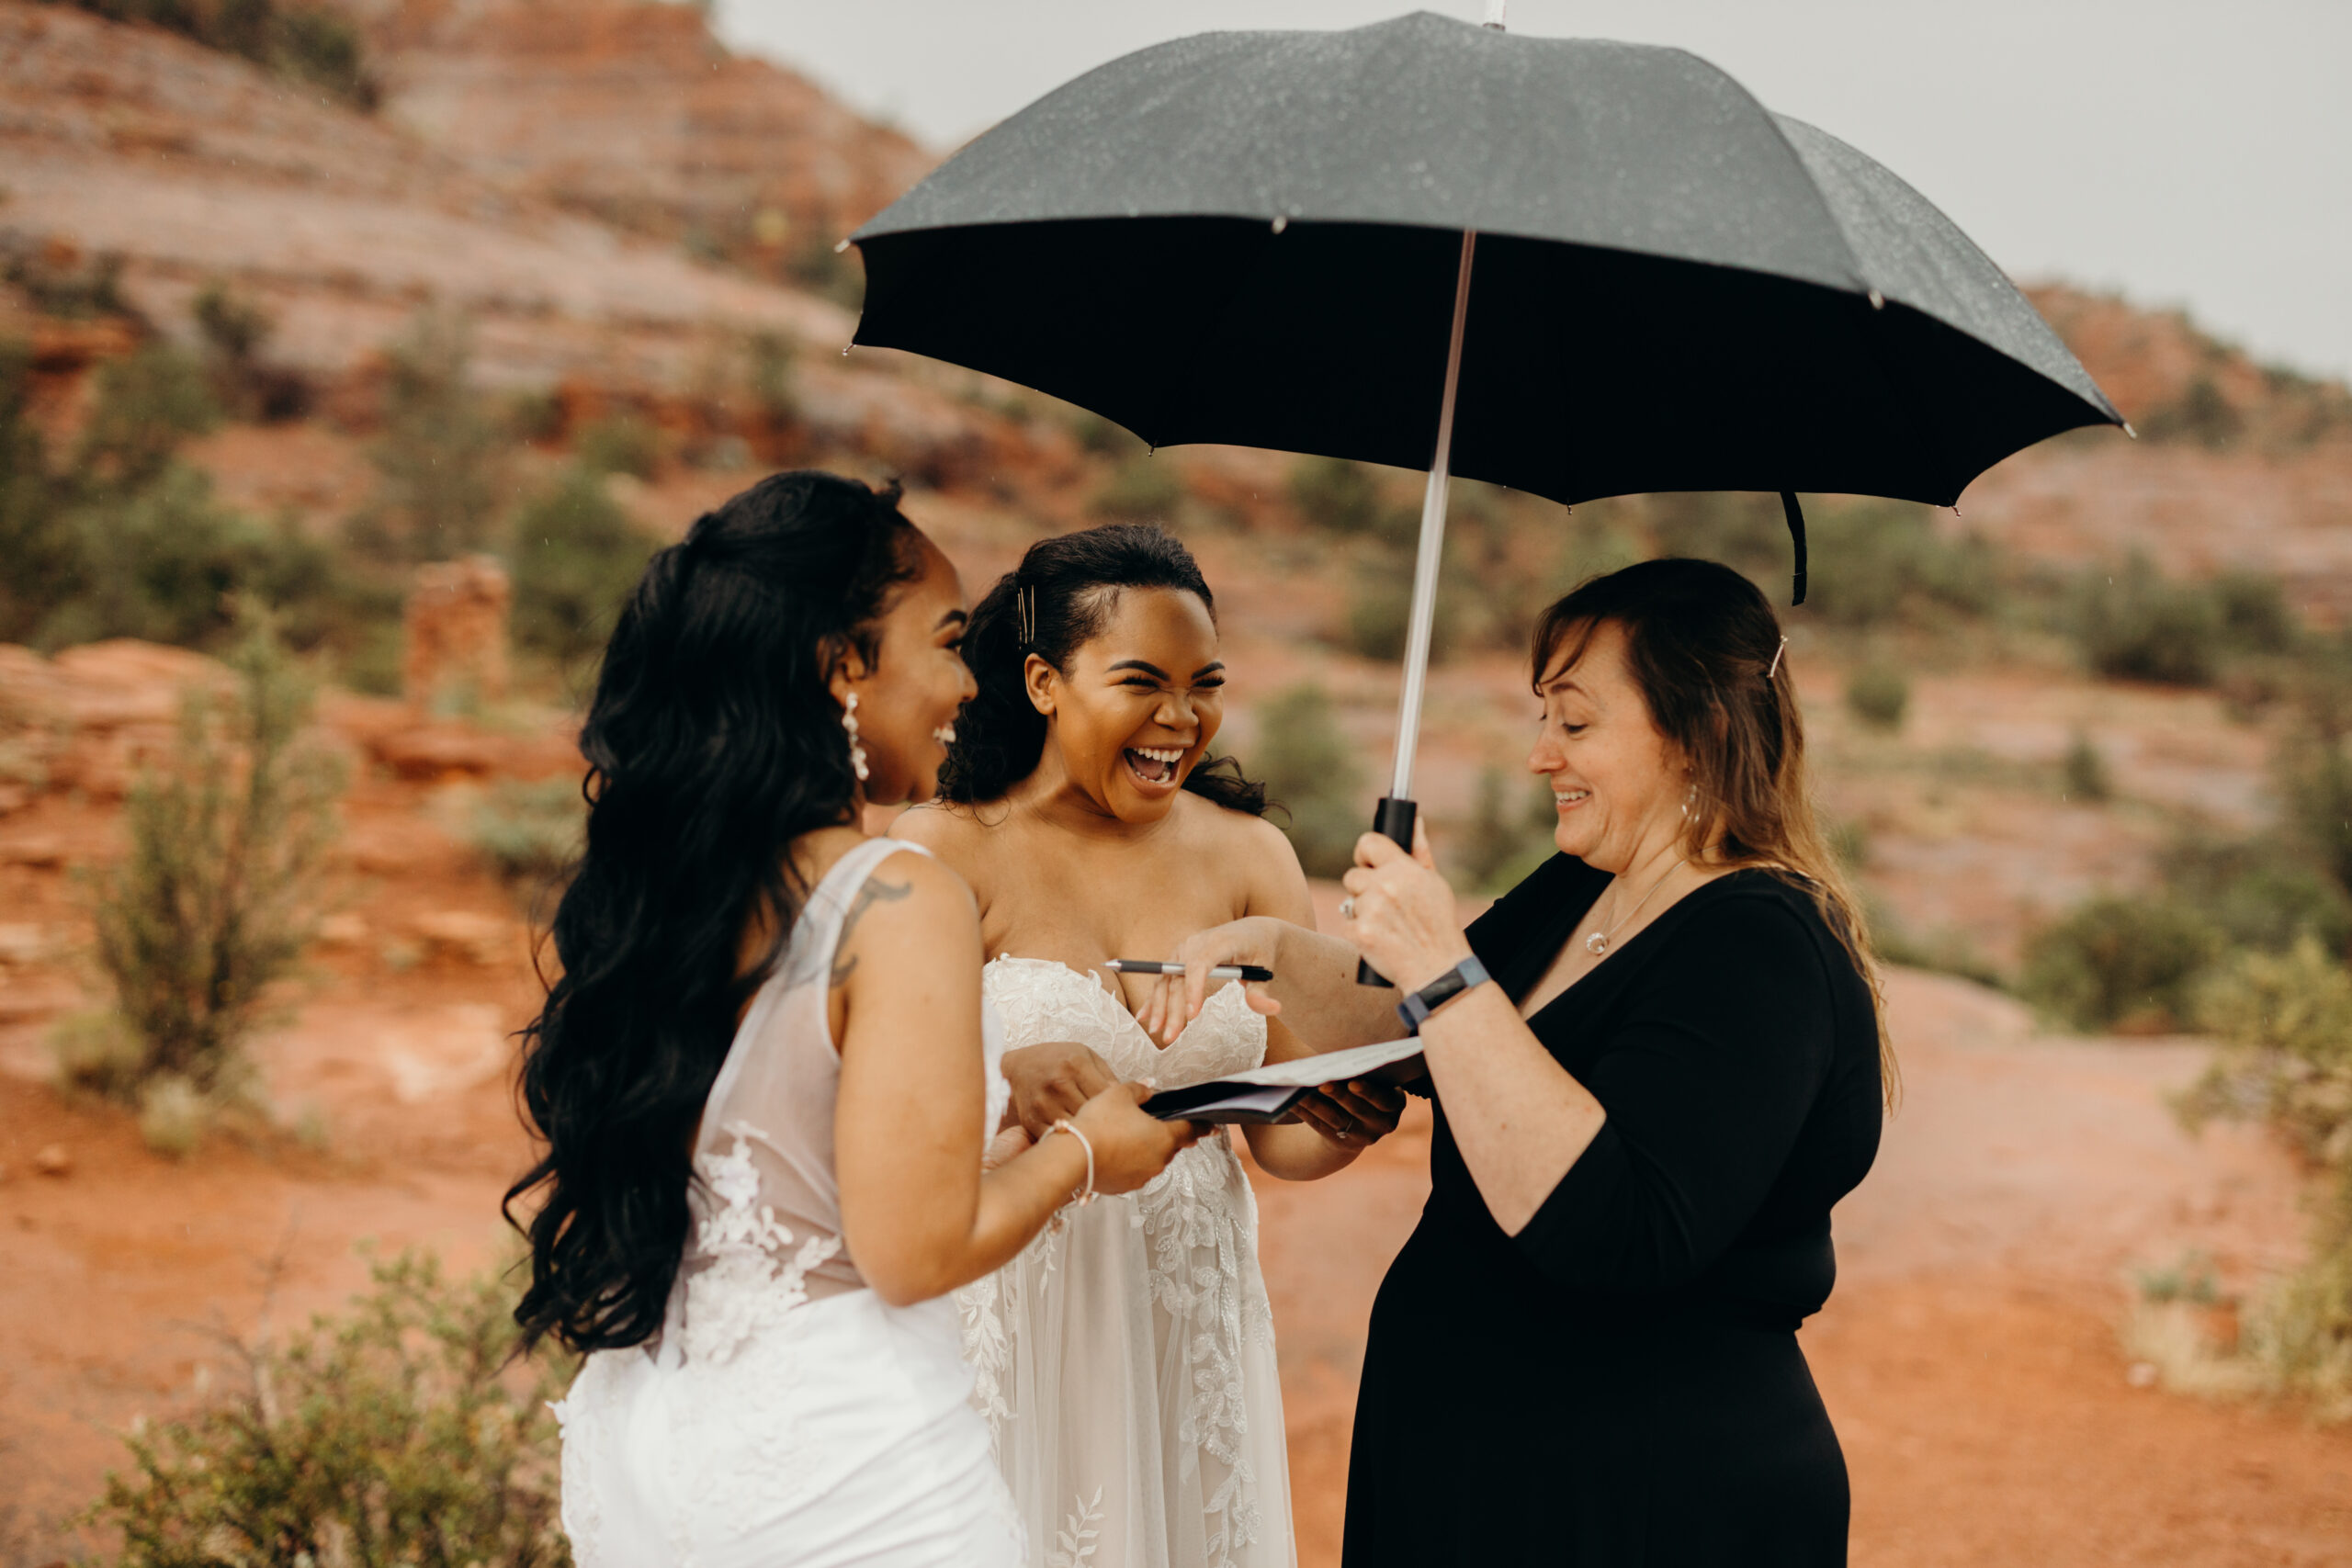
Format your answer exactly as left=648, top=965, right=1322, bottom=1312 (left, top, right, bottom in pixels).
left=958, top=957, right=1295, bottom=1568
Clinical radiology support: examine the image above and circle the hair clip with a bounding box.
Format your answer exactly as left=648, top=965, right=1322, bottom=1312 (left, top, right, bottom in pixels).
left=1015, top=583, right=1035, bottom=649
left=1765, top=635, right=1788, bottom=681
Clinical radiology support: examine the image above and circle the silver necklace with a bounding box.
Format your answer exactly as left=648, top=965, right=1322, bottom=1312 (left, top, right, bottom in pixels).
left=1584, top=860, right=1685, bottom=956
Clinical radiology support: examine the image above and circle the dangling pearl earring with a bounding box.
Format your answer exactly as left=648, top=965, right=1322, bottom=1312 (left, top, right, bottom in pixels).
left=1681, top=781, right=1697, bottom=820
left=842, top=692, right=870, bottom=783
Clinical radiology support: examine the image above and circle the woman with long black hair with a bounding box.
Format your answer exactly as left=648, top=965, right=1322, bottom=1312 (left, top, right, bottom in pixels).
left=896, top=522, right=1405, bottom=1568
left=507, top=473, right=1199, bottom=1567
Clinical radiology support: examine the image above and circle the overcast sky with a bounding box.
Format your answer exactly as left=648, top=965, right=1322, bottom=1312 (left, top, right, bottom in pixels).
left=718, top=1, right=2351, bottom=382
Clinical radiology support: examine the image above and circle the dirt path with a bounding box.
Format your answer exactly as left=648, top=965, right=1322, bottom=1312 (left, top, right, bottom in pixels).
left=4, top=964, right=2348, bottom=1564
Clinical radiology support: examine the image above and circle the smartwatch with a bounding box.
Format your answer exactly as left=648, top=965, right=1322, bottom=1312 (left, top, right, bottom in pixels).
left=1396, top=953, right=1492, bottom=1035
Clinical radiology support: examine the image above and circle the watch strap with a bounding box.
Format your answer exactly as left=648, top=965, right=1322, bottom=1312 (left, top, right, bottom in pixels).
left=1396, top=953, right=1492, bottom=1035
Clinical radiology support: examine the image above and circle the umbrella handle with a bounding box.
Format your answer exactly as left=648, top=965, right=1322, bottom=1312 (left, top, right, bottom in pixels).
left=1353, top=797, right=1419, bottom=987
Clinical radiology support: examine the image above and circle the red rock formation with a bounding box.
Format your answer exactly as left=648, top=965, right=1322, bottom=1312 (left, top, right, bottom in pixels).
left=360, top=0, right=934, bottom=265
left=401, top=554, right=511, bottom=712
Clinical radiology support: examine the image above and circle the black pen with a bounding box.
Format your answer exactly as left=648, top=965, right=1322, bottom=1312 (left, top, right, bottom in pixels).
left=1103, top=959, right=1274, bottom=983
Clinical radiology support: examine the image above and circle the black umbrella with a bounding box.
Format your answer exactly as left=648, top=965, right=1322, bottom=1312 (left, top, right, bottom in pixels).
left=849, top=7, right=2122, bottom=964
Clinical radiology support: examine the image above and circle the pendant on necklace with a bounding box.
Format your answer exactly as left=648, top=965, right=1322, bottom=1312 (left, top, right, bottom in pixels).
left=1584, top=931, right=1609, bottom=956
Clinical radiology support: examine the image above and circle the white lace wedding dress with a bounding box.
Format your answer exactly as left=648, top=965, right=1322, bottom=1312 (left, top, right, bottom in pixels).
left=554, top=839, right=1025, bottom=1568
left=958, top=956, right=1295, bottom=1568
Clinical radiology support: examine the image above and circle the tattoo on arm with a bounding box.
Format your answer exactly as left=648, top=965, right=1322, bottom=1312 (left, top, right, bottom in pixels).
left=831, top=876, right=912, bottom=987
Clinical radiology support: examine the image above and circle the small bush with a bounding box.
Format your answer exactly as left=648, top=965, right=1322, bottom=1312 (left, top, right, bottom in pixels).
left=1455, top=765, right=1557, bottom=894
left=74, top=607, right=343, bottom=1120
left=2158, top=827, right=2352, bottom=955
left=1647, top=491, right=1790, bottom=583
left=506, top=466, right=661, bottom=666
left=1804, top=499, right=1998, bottom=627
left=1069, top=412, right=1142, bottom=457
left=745, top=330, right=797, bottom=426
left=2142, top=374, right=2244, bottom=451
left=469, top=778, right=585, bottom=891
left=2213, top=570, right=2300, bottom=655
left=359, top=309, right=504, bottom=562
left=1844, top=660, right=1909, bottom=731
left=83, top=1249, right=573, bottom=1567
left=1289, top=457, right=1384, bottom=536
left=1248, top=683, right=1367, bottom=878
left=2072, top=555, right=2223, bottom=686
left=1091, top=456, right=1184, bottom=522
left=0, top=338, right=73, bottom=637
left=1, top=236, right=125, bottom=318
left=2062, top=728, right=2112, bottom=801
left=2275, top=730, right=2352, bottom=895
left=2020, top=894, right=2222, bottom=1032
left=2180, top=938, right=2352, bottom=1415
left=195, top=277, right=308, bottom=423
left=574, top=413, right=662, bottom=479
left=2186, top=938, right=2352, bottom=1167
left=39, top=465, right=339, bottom=651
left=76, top=343, right=220, bottom=493
left=69, top=0, right=379, bottom=108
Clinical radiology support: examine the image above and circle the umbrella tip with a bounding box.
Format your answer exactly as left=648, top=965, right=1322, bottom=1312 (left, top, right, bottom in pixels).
left=1272, top=215, right=1288, bottom=234
left=1867, top=288, right=1885, bottom=311
left=833, top=238, right=851, bottom=254
left=2123, top=421, right=2140, bottom=439
left=1483, top=0, right=1508, bottom=28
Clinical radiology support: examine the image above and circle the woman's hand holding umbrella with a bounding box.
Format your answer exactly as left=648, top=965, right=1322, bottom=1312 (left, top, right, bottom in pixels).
left=1337, top=818, right=1475, bottom=999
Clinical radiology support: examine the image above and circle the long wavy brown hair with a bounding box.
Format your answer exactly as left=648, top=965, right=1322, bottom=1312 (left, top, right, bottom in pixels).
left=1531, top=557, right=1897, bottom=1107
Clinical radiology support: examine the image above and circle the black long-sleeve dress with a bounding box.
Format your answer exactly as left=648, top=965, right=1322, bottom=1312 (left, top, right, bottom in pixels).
left=1343, top=855, right=1883, bottom=1566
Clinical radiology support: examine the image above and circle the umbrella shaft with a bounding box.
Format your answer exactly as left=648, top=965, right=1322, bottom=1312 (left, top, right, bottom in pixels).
left=1389, top=228, right=1479, bottom=801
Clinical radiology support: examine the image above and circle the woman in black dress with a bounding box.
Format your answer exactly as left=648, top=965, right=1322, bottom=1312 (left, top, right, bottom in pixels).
left=1142, top=557, right=1891, bottom=1564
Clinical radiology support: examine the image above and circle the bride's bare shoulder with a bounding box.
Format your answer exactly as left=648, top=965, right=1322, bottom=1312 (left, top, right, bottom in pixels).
left=1176, top=793, right=1304, bottom=871
left=889, top=798, right=1008, bottom=869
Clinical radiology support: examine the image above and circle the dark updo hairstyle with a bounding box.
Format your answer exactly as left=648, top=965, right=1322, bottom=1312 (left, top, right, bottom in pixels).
left=938, top=522, right=1265, bottom=815
left=506, top=471, right=923, bottom=1354
left=1532, top=557, right=1895, bottom=1104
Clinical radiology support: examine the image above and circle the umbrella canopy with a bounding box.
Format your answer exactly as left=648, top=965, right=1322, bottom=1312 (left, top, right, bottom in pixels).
left=852, top=10, right=2123, bottom=511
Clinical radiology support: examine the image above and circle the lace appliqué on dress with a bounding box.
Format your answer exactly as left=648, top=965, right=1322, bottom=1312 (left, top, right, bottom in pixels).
left=1139, top=1137, right=1270, bottom=1564
left=680, top=1122, right=842, bottom=1368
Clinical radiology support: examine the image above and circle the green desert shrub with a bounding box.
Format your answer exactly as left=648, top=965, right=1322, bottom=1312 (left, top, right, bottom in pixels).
left=357, top=309, right=505, bottom=562
left=1068, top=412, right=1142, bottom=457
left=2062, top=728, right=2112, bottom=802
left=745, top=330, right=798, bottom=426
left=38, top=466, right=342, bottom=651
left=1091, top=456, right=1185, bottom=522
left=1802, top=499, right=1998, bottom=627
left=1455, top=764, right=1558, bottom=895
left=2019, top=893, right=2223, bottom=1033
left=469, top=777, right=585, bottom=891
left=574, top=412, right=662, bottom=480
left=68, top=0, right=379, bottom=108
left=506, top=466, right=662, bottom=667
left=75, top=341, right=220, bottom=493
left=83, top=1249, right=573, bottom=1567
left=2180, top=939, right=2352, bottom=1415
left=2186, top=938, right=2352, bottom=1168
left=2274, top=729, right=2352, bottom=896
left=2157, top=827, right=2352, bottom=956
left=72, top=607, right=343, bottom=1137
left=1843, top=659, right=1909, bottom=731
left=1289, top=456, right=1384, bottom=536
left=2212, top=570, right=2301, bottom=655
left=194, top=276, right=309, bottom=422
left=1248, top=683, right=1368, bottom=878
left=1646, top=491, right=1790, bottom=583
left=1343, top=557, right=1464, bottom=663
left=2071, top=555, right=2224, bottom=686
